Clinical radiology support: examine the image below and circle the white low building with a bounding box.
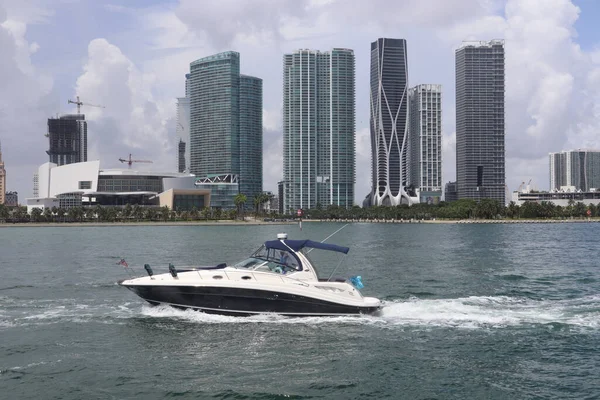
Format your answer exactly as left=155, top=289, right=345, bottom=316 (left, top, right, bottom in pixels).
left=27, top=161, right=210, bottom=213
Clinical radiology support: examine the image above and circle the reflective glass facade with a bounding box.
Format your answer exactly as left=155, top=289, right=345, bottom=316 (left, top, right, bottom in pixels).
left=455, top=40, right=505, bottom=204
left=283, top=48, right=355, bottom=212
left=188, top=52, right=262, bottom=201
left=97, top=176, right=162, bottom=193
left=369, top=38, right=410, bottom=206
left=189, top=52, right=240, bottom=178
left=173, top=194, right=205, bottom=211
left=239, top=75, right=263, bottom=201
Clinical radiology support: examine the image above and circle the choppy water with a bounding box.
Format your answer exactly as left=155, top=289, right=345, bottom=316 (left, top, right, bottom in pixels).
left=1, top=223, right=599, bottom=399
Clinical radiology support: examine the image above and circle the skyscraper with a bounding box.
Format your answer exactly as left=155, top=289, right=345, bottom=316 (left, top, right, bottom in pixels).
left=239, top=75, right=263, bottom=200
left=409, top=84, right=443, bottom=203
left=455, top=40, right=505, bottom=204
left=549, top=150, right=600, bottom=191
left=46, top=114, right=87, bottom=166
left=176, top=74, right=191, bottom=172
left=188, top=52, right=263, bottom=200
left=368, top=38, right=411, bottom=206
left=282, top=48, right=355, bottom=212
left=0, top=141, right=5, bottom=205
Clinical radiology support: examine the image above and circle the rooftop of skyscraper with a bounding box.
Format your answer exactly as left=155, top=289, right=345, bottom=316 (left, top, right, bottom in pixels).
left=190, top=51, right=239, bottom=66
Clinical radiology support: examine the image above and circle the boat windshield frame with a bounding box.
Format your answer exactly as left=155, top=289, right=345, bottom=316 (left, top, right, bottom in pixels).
left=231, top=245, right=303, bottom=274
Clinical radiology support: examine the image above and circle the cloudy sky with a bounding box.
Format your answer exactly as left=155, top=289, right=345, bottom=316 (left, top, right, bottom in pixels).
left=1, top=0, right=600, bottom=202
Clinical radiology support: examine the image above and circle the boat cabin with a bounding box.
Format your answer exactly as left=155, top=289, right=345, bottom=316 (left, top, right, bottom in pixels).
left=231, top=234, right=350, bottom=282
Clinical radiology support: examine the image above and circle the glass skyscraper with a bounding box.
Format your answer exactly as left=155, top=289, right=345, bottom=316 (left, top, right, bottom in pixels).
left=409, top=84, right=443, bottom=203
left=455, top=40, right=505, bottom=204
left=188, top=52, right=262, bottom=200
left=549, top=150, right=600, bottom=191
left=239, top=75, right=263, bottom=201
left=368, top=38, right=411, bottom=206
left=282, top=48, right=355, bottom=212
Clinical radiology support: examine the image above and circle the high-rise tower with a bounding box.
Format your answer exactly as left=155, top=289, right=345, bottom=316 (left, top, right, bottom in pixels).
left=176, top=74, right=191, bottom=173
left=239, top=75, right=263, bottom=201
left=409, top=84, right=443, bottom=203
left=46, top=114, right=87, bottom=166
left=455, top=40, right=505, bottom=204
left=368, top=38, right=411, bottom=206
left=282, top=48, right=355, bottom=212
left=188, top=52, right=263, bottom=200
left=549, top=149, right=600, bottom=191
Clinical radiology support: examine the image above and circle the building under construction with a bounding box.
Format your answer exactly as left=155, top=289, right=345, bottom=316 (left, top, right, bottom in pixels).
left=46, top=114, right=87, bottom=166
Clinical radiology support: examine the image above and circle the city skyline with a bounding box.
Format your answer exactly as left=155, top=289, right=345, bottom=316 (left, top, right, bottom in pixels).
left=1, top=1, right=600, bottom=202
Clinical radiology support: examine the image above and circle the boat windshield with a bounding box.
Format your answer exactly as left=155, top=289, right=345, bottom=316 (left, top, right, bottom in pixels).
left=231, top=245, right=301, bottom=274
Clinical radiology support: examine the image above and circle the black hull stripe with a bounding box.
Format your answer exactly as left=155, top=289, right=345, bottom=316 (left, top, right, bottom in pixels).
left=123, top=285, right=380, bottom=316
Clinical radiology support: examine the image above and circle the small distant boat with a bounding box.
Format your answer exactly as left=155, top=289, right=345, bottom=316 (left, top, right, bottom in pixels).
left=118, top=233, right=381, bottom=316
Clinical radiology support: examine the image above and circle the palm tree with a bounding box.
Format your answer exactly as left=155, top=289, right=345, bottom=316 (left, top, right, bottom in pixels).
left=56, top=207, right=66, bottom=222
left=43, top=207, right=52, bottom=222
left=201, top=206, right=210, bottom=221
left=234, top=193, right=247, bottom=220
left=30, top=208, right=43, bottom=222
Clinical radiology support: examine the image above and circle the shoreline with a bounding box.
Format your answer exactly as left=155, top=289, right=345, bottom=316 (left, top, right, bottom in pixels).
left=1, top=218, right=598, bottom=227
left=303, top=218, right=599, bottom=224
left=0, top=220, right=296, bottom=228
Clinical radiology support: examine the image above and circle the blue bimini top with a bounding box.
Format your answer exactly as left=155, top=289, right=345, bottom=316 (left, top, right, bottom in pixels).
left=264, top=239, right=350, bottom=255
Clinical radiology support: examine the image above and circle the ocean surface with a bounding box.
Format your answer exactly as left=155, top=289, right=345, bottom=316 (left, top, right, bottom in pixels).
left=1, top=222, right=599, bottom=399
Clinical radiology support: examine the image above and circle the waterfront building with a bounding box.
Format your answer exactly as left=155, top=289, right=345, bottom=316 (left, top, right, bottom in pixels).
left=444, top=181, right=458, bottom=202
left=409, top=84, right=443, bottom=204
left=5, top=191, right=18, bottom=207
left=0, top=141, right=5, bottom=205
left=455, top=40, right=505, bottom=204
left=278, top=180, right=284, bottom=214
left=282, top=48, right=355, bottom=212
left=26, top=161, right=209, bottom=212
left=177, top=138, right=186, bottom=173
left=47, top=114, right=87, bottom=166
left=239, top=75, right=263, bottom=201
left=368, top=38, right=414, bottom=206
left=549, top=149, right=600, bottom=191
left=512, top=188, right=600, bottom=207
left=193, top=174, right=239, bottom=210
left=188, top=52, right=262, bottom=201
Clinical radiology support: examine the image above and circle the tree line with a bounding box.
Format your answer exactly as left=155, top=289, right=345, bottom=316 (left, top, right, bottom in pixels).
left=301, top=199, right=599, bottom=220
left=0, top=204, right=239, bottom=223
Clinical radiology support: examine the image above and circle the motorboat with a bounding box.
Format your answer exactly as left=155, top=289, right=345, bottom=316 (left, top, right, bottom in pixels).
left=118, top=233, right=381, bottom=316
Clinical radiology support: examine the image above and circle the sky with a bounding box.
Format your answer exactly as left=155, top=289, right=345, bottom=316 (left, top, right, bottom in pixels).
left=1, top=0, right=600, bottom=203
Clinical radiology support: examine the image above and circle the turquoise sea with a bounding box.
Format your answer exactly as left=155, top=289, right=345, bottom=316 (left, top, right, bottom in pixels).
left=1, top=222, right=599, bottom=399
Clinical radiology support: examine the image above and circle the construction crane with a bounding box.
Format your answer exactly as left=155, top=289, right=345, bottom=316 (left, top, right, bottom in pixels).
left=118, top=154, right=153, bottom=169
left=67, top=96, right=105, bottom=114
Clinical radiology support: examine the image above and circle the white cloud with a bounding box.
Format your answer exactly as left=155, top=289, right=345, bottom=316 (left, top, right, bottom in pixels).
left=75, top=38, right=176, bottom=172
left=0, top=1, right=55, bottom=198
